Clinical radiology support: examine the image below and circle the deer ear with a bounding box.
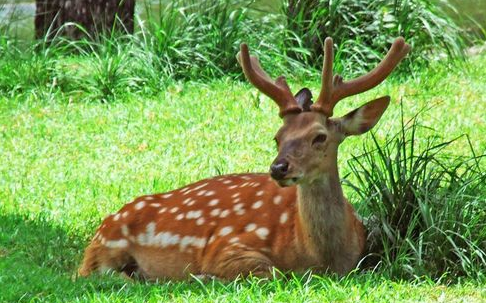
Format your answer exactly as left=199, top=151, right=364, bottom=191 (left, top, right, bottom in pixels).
left=294, top=88, right=313, bottom=111
left=336, top=96, right=390, bottom=136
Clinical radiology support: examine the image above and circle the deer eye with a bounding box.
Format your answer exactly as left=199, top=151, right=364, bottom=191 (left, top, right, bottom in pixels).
left=312, top=134, right=327, bottom=146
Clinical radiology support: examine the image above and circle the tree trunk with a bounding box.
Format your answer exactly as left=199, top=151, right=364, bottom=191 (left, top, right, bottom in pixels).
left=35, top=0, right=135, bottom=40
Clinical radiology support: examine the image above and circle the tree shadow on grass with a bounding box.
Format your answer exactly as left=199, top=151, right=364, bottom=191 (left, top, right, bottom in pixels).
left=0, top=212, right=146, bottom=302
left=0, top=212, right=253, bottom=302
left=0, top=211, right=86, bottom=302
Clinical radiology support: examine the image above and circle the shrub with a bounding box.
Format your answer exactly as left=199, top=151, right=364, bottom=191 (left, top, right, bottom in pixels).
left=283, top=0, right=468, bottom=75
left=135, top=0, right=298, bottom=81
left=0, top=0, right=474, bottom=97
left=347, top=107, right=486, bottom=280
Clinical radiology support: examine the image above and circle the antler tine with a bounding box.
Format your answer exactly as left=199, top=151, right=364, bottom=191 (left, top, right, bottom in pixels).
left=334, top=37, right=411, bottom=102
left=312, top=37, right=411, bottom=117
left=312, top=37, right=335, bottom=116
left=238, top=44, right=301, bottom=118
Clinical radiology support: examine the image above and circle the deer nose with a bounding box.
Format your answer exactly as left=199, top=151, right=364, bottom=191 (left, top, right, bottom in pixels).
left=270, top=160, right=289, bottom=180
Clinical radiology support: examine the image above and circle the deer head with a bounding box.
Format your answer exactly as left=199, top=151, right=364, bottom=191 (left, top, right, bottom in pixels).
left=238, top=38, right=410, bottom=187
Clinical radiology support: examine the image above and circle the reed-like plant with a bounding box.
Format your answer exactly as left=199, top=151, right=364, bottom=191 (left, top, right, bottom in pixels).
left=283, top=0, right=469, bottom=76
left=347, top=107, right=486, bottom=280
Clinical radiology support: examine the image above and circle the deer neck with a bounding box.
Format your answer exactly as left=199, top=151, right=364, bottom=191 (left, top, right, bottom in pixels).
left=296, top=159, right=350, bottom=272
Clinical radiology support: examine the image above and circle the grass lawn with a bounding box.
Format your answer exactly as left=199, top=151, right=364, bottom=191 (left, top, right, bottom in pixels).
left=0, top=53, right=485, bottom=302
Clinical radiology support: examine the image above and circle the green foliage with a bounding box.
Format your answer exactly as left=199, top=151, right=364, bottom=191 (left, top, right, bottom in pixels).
left=284, top=0, right=469, bottom=75
left=134, top=0, right=300, bottom=81
left=0, top=0, right=477, bottom=97
left=348, top=108, right=486, bottom=280
left=141, top=0, right=250, bottom=79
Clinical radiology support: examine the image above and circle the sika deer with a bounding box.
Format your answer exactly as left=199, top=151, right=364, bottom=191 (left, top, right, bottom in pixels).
left=79, top=37, right=410, bottom=280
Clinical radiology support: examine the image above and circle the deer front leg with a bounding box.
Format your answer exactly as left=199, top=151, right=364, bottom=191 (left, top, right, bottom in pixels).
left=201, top=244, right=275, bottom=280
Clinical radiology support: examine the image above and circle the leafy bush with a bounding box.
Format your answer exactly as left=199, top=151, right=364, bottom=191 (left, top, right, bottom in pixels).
left=347, top=108, right=486, bottom=280
left=284, top=0, right=468, bottom=75
left=0, top=0, right=474, bottom=98
left=135, top=0, right=298, bottom=81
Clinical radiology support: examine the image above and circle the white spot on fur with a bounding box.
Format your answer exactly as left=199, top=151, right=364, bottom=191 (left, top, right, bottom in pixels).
left=134, top=201, right=146, bottom=210
left=158, top=207, right=168, bottom=213
left=236, top=210, right=245, bottom=215
left=229, top=185, right=237, bottom=189
left=170, top=207, right=179, bottom=213
left=220, top=209, right=230, bottom=218
left=280, top=212, right=289, bottom=224
left=197, top=190, right=207, bottom=196
left=196, top=217, right=205, bottom=225
left=222, top=180, right=232, bottom=184
left=176, top=213, right=184, bottom=220
left=113, top=213, right=120, bottom=221
left=146, top=196, right=155, bottom=200
left=194, top=183, right=208, bottom=190
left=208, top=199, right=219, bottom=206
left=121, top=211, right=129, bottom=218
left=251, top=182, right=260, bottom=188
left=186, top=210, right=203, bottom=219
left=138, top=226, right=182, bottom=248
left=256, top=190, right=264, bottom=196
left=179, top=235, right=206, bottom=251
left=231, top=192, right=240, bottom=198
left=204, top=190, right=216, bottom=197
left=252, top=200, right=263, bottom=209
left=255, top=227, right=270, bottom=240
left=210, top=208, right=221, bottom=217
left=149, top=203, right=161, bottom=208
left=105, top=239, right=128, bottom=248
left=219, top=226, right=233, bottom=236
left=162, top=193, right=173, bottom=199
left=180, top=187, right=190, bottom=193
left=121, top=225, right=129, bottom=236
left=245, top=223, right=257, bottom=232
left=233, top=203, right=244, bottom=211
left=183, top=198, right=193, bottom=205
left=229, top=237, right=239, bottom=243
left=273, top=195, right=282, bottom=205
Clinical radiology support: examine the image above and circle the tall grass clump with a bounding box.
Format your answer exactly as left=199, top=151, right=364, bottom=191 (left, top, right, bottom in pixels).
left=348, top=108, right=486, bottom=280
left=135, top=0, right=298, bottom=82
left=284, top=0, right=468, bottom=75
left=0, top=39, right=59, bottom=95
left=0, top=0, right=475, bottom=99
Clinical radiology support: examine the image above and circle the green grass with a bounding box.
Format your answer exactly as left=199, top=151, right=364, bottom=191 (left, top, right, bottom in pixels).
left=0, top=46, right=486, bottom=302
left=283, top=0, right=471, bottom=73
left=1, top=0, right=477, bottom=90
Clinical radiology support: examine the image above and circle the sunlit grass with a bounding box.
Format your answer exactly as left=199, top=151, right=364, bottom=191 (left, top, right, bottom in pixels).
left=0, top=52, right=485, bottom=302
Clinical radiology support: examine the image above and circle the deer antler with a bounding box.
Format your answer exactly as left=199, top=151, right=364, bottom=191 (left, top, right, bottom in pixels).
left=311, top=37, right=411, bottom=117
left=238, top=44, right=302, bottom=117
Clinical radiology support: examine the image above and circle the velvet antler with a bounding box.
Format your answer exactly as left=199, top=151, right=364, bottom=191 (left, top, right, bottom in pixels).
left=237, top=44, right=301, bottom=117
left=311, top=37, right=411, bottom=117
